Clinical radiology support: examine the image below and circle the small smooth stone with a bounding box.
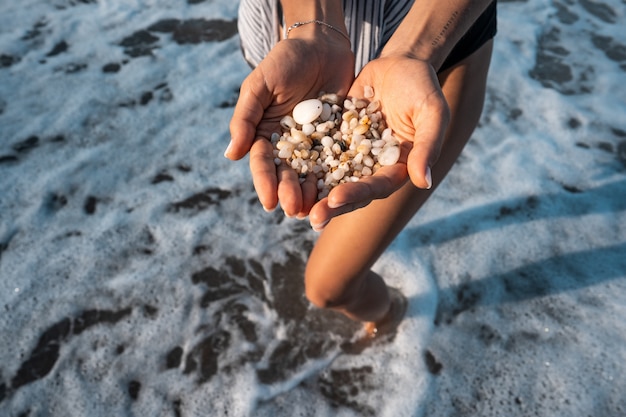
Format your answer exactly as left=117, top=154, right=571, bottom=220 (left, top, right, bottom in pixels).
left=321, top=136, right=334, bottom=148
left=382, top=127, right=394, bottom=141
left=290, top=128, right=308, bottom=143
left=378, top=145, right=400, bottom=166
left=278, top=146, right=294, bottom=159
left=356, top=143, right=371, bottom=155
left=353, top=124, right=369, bottom=135
left=280, top=115, right=296, bottom=130
left=319, top=93, right=340, bottom=104
left=364, top=85, right=374, bottom=98
left=366, top=100, right=380, bottom=113
left=332, top=168, right=346, bottom=181
left=316, top=121, right=332, bottom=133
left=302, top=123, right=316, bottom=136
left=320, top=103, right=332, bottom=121
left=293, top=99, right=323, bottom=125
left=353, top=99, right=368, bottom=109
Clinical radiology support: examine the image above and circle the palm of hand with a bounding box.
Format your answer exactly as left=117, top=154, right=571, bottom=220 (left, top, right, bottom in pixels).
left=245, top=39, right=355, bottom=140
left=350, top=56, right=448, bottom=170
left=229, top=38, right=354, bottom=216
left=307, top=57, right=449, bottom=226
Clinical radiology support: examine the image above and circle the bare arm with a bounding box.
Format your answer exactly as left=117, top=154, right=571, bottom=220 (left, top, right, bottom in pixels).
left=227, top=0, right=354, bottom=216
left=381, top=0, right=492, bottom=70
left=308, top=0, right=493, bottom=227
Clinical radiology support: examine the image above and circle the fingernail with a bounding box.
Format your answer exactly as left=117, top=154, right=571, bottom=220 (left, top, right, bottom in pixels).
left=425, top=166, right=432, bottom=190
left=223, top=142, right=233, bottom=158
left=262, top=205, right=275, bottom=213
left=311, top=219, right=330, bottom=232
left=328, top=201, right=347, bottom=209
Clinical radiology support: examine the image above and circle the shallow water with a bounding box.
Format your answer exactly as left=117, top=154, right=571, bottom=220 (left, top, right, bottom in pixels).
left=1, top=0, right=625, bottom=416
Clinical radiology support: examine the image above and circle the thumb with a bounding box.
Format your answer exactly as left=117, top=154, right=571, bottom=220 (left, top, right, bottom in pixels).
left=406, top=92, right=450, bottom=189
left=227, top=73, right=272, bottom=160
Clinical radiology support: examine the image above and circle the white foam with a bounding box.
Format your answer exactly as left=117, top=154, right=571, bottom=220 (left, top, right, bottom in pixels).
left=1, top=0, right=625, bottom=416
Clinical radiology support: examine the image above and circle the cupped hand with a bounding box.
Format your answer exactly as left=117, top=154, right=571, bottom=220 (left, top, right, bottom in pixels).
left=227, top=35, right=354, bottom=217
left=308, top=55, right=450, bottom=229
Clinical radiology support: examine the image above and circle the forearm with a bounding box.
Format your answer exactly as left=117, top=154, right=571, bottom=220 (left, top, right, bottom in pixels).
left=381, top=0, right=492, bottom=70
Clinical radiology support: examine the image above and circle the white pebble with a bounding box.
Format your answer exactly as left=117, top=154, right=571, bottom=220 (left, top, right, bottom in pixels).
left=378, top=145, right=400, bottom=166
left=353, top=99, right=368, bottom=109
left=302, top=123, right=315, bottom=136
left=293, top=99, right=324, bottom=125
left=332, top=168, right=346, bottom=181
left=321, top=136, right=334, bottom=148
left=278, top=146, right=294, bottom=159
left=382, top=127, right=394, bottom=141
left=280, top=115, right=296, bottom=130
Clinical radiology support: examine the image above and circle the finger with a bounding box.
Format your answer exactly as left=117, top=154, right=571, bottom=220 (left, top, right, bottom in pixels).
left=277, top=162, right=303, bottom=217
left=249, top=138, right=279, bottom=211
left=297, top=172, right=318, bottom=218
left=328, top=163, right=408, bottom=208
left=227, top=74, right=272, bottom=160
left=309, top=196, right=371, bottom=231
left=308, top=163, right=408, bottom=229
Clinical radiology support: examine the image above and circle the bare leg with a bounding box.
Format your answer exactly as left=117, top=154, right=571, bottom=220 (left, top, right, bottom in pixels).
left=304, top=40, right=494, bottom=323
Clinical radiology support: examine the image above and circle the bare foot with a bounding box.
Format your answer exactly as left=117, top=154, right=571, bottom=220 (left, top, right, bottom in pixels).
left=363, top=287, right=408, bottom=338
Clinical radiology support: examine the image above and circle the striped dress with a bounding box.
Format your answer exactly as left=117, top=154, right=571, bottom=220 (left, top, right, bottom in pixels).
left=237, top=0, right=415, bottom=73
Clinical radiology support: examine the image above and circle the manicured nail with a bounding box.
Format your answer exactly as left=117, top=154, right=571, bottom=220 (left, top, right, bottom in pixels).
left=328, top=201, right=347, bottom=209
left=311, top=219, right=330, bottom=232
left=425, top=166, right=432, bottom=189
left=223, top=142, right=233, bottom=158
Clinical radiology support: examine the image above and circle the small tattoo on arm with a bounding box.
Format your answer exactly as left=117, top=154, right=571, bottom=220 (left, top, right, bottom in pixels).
left=431, top=11, right=459, bottom=47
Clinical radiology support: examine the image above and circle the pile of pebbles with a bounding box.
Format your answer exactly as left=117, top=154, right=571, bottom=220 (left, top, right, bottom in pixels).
left=271, top=86, right=400, bottom=200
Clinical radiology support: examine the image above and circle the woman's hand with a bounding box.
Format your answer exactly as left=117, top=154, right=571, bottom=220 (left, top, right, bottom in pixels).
left=308, top=55, right=450, bottom=229
left=227, top=32, right=354, bottom=217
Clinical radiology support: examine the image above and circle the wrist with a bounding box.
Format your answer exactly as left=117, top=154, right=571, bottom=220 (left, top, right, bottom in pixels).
left=281, top=0, right=346, bottom=30
left=286, top=20, right=350, bottom=44
left=380, top=1, right=492, bottom=71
